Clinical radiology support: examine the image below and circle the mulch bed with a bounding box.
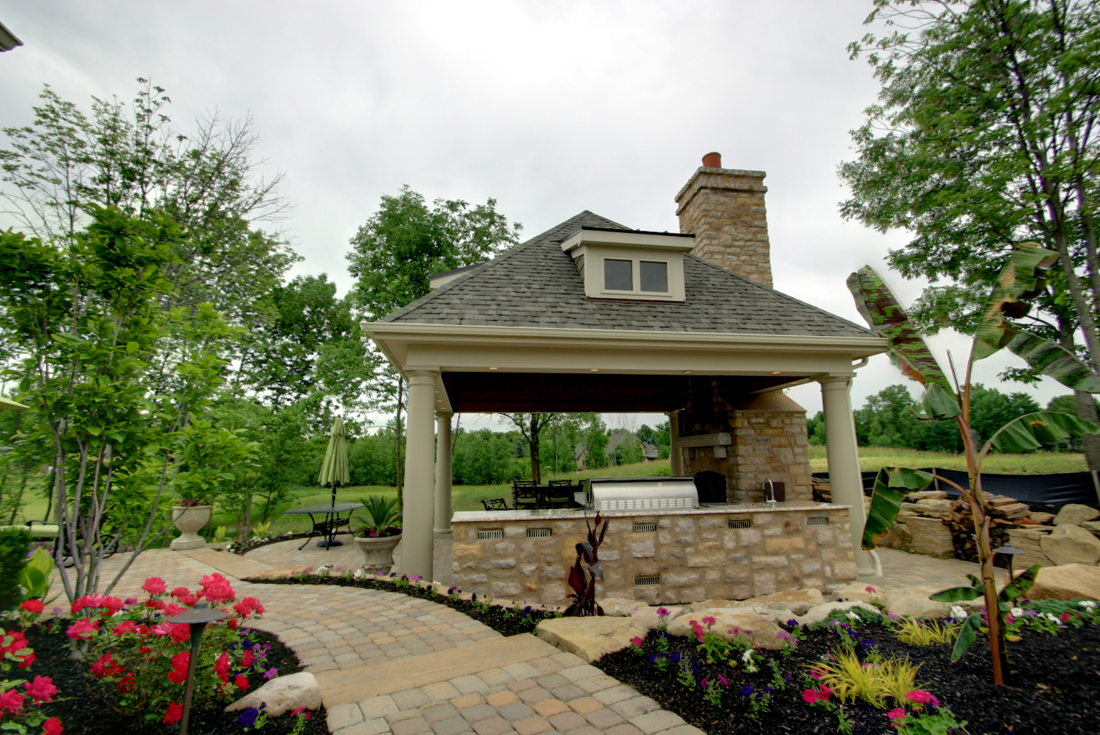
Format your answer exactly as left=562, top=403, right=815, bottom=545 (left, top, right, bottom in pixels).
left=596, top=621, right=1100, bottom=735
left=228, top=532, right=315, bottom=555
left=26, top=625, right=327, bottom=734
left=245, top=574, right=560, bottom=637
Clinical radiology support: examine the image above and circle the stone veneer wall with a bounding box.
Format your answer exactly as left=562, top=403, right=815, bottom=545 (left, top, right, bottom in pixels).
left=452, top=506, right=855, bottom=607
left=681, top=392, right=814, bottom=504
left=675, top=167, right=772, bottom=287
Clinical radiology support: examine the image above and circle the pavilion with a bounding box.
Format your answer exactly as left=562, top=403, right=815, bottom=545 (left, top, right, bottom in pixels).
left=364, top=154, right=886, bottom=583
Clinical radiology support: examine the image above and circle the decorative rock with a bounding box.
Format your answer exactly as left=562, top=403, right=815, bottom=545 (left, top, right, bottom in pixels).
left=795, top=600, right=881, bottom=627
left=535, top=616, right=647, bottom=663
left=883, top=585, right=951, bottom=619
left=225, top=672, right=321, bottom=716
left=1053, top=504, right=1100, bottom=527
left=599, top=598, right=646, bottom=616
left=1029, top=511, right=1056, bottom=524
left=910, top=499, right=956, bottom=518
left=692, top=588, right=824, bottom=616
left=829, top=583, right=886, bottom=605
left=905, top=516, right=956, bottom=559
left=907, top=490, right=949, bottom=500
left=668, top=609, right=787, bottom=650
left=1080, top=520, right=1100, bottom=538
left=1025, top=563, right=1100, bottom=601
left=1040, top=524, right=1100, bottom=566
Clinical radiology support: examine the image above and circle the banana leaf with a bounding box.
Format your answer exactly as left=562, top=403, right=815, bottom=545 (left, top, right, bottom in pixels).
left=930, top=574, right=984, bottom=603
left=972, top=242, right=1058, bottom=362
left=911, top=382, right=963, bottom=421
left=950, top=612, right=984, bottom=662
left=862, top=467, right=935, bottom=550
left=986, top=411, right=1100, bottom=454
left=999, top=564, right=1040, bottom=604
left=1006, top=331, right=1100, bottom=393
left=847, top=267, right=954, bottom=394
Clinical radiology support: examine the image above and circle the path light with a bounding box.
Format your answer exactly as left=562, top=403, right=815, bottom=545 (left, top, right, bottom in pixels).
left=167, top=602, right=228, bottom=735
left=992, top=544, right=1025, bottom=579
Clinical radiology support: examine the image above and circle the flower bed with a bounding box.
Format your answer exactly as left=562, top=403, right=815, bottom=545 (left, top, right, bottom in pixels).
left=227, top=532, right=315, bottom=555
left=594, top=602, right=1100, bottom=735
left=245, top=569, right=562, bottom=637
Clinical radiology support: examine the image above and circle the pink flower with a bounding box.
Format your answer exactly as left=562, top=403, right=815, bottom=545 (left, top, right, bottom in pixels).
left=865, top=586, right=877, bottom=593
left=0, top=689, right=25, bottom=713
left=291, top=707, right=311, bottom=719
left=802, top=688, right=818, bottom=704
left=199, top=573, right=236, bottom=603
left=43, top=717, right=64, bottom=735
left=170, top=586, right=191, bottom=598
left=169, top=624, right=190, bottom=644
left=701, top=616, right=716, bottom=627
left=66, top=617, right=100, bottom=640
left=168, top=651, right=190, bottom=685
left=887, top=707, right=908, bottom=721
left=20, top=599, right=44, bottom=614
left=263, top=667, right=279, bottom=680
left=809, top=666, right=825, bottom=680
left=163, top=701, right=183, bottom=725
left=111, top=620, right=138, bottom=636
left=630, top=636, right=644, bottom=647
left=818, top=686, right=833, bottom=699
left=656, top=607, right=669, bottom=618
left=24, top=676, right=57, bottom=703
left=241, top=650, right=255, bottom=667
left=142, top=577, right=167, bottom=595
left=215, top=652, right=231, bottom=682
left=234, top=674, right=249, bottom=691
left=906, top=690, right=940, bottom=707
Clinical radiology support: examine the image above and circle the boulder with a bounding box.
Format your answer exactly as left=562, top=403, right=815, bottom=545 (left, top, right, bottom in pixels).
left=795, top=600, right=881, bottom=627
left=829, top=583, right=886, bottom=605
left=668, top=609, right=786, bottom=650
left=595, top=599, right=684, bottom=630
left=1053, top=504, right=1100, bottom=527
left=883, top=585, right=951, bottom=619
left=1029, top=511, right=1056, bottom=525
left=910, top=499, right=956, bottom=519
left=225, top=672, right=321, bottom=717
left=1040, top=524, right=1100, bottom=566
left=535, top=616, right=647, bottom=663
left=907, top=490, right=949, bottom=501
left=1081, top=520, right=1100, bottom=538
left=1025, top=564, right=1100, bottom=601
left=599, top=598, right=646, bottom=616
left=689, top=589, right=824, bottom=616
left=905, top=516, right=956, bottom=558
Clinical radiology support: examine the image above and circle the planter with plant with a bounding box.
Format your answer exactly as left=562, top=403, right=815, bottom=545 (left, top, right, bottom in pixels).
left=353, top=496, right=402, bottom=574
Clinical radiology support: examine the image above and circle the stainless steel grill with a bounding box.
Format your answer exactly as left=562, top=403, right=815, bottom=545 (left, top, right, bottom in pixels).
left=588, top=477, right=698, bottom=512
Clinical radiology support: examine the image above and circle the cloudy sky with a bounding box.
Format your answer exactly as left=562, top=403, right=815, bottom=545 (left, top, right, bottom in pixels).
left=0, top=1, right=1073, bottom=431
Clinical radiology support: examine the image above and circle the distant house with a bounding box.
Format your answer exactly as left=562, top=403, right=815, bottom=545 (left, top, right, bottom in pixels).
left=641, top=441, right=659, bottom=461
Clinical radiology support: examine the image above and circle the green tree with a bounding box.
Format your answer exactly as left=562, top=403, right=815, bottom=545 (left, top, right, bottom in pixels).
left=500, top=414, right=559, bottom=485
left=347, top=187, right=521, bottom=503
left=0, top=207, right=236, bottom=601
left=582, top=414, right=609, bottom=470
left=841, top=0, right=1100, bottom=467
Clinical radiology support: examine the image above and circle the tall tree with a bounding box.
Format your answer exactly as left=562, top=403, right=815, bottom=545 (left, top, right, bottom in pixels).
left=347, top=186, right=521, bottom=505
left=500, top=414, right=559, bottom=485
left=840, top=0, right=1100, bottom=466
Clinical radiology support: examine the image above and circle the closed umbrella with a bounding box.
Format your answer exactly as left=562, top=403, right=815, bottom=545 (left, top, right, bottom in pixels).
left=0, top=396, right=28, bottom=410
left=316, top=417, right=350, bottom=547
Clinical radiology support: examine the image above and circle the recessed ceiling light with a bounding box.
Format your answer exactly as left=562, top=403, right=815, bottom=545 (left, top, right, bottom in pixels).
left=772, top=371, right=781, bottom=375
left=590, top=368, right=599, bottom=372
left=489, top=367, right=498, bottom=371
left=683, top=370, right=693, bottom=374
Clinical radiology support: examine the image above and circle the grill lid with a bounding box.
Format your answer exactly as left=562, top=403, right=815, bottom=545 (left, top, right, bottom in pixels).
left=589, top=477, right=699, bottom=512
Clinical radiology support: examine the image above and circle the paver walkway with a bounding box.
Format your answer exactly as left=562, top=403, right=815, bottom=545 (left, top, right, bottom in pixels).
left=78, top=537, right=1008, bottom=735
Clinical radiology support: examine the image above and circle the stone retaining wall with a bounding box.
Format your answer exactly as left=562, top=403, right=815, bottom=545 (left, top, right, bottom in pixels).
left=452, top=505, right=855, bottom=607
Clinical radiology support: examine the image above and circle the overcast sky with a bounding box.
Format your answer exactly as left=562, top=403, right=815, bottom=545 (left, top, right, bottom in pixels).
left=0, top=1, right=1075, bottom=432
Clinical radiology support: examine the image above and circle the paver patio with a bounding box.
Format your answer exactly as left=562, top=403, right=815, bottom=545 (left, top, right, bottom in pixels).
left=77, top=536, right=1006, bottom=734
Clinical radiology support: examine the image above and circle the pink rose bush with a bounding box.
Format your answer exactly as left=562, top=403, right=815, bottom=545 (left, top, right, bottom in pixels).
left=1, top=623, right=62, bottom=734
left=67, top=574, right=269, bottom=724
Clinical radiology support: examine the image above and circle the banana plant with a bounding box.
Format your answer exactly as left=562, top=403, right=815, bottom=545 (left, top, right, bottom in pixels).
left=848, top=242, right=1100, bottom=686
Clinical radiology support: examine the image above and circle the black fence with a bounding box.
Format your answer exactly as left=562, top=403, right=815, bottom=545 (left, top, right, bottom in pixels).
left=813, top=469, right=1100, bottom=509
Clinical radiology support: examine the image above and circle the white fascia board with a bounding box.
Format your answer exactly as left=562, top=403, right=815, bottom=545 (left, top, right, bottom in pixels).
left=560, top=229, right=695, bottom=254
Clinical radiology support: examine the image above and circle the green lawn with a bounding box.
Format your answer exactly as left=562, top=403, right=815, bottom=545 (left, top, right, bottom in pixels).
left=807, top=445, right=1089, bottom=475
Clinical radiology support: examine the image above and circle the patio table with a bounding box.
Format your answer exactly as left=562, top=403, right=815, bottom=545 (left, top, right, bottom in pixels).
left=283, top=502, right=364, bottom=550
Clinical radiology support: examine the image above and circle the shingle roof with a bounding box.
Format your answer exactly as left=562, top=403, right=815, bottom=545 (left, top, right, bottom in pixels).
left=378, top=211, right=875, bottom=338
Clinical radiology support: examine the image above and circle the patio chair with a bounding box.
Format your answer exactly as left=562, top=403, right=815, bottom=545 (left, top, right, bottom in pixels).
left=25, top=519, right=120, bottom=567
left=543, top=481, right=580, bottom=509
left=481, top=498, right=510, bottom=511
left=512, top=481, right=540, bottom=510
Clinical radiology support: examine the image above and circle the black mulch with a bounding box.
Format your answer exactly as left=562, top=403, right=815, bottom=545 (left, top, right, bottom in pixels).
left=596, top=622, right=1100, bottom=735
left=228, top=532, right=315, bottom=555
left=26, top=624, right=327, bottom=734
left=245, top=574, right=559, bottom=637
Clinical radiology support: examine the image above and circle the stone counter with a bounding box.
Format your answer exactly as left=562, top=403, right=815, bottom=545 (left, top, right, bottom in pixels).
left=451, top=502, right=855, bottom=606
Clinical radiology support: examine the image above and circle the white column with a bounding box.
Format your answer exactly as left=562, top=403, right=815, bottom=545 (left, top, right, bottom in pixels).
left=403, top=369, right=438, bottom=580
left=667, top=410, right=683, bottom=475
left=820, top=376, right=876, bottom=576
left=434, top=410, right=454, bottom=535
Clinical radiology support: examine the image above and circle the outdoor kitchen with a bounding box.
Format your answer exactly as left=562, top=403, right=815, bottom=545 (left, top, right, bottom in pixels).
left=451, top=476, right=857, bottom=606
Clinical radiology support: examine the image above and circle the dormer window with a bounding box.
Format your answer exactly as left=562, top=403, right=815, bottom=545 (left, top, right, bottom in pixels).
left=561, top=227, right=693, bottom=302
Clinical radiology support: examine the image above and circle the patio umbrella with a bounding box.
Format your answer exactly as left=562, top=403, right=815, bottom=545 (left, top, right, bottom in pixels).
left=0, top=396, right=27, bottom=411
left=317, top=417, right=350, bottom=507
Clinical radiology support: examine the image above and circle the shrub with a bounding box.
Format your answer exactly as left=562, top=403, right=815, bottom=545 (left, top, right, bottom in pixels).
left=0, top=528, right=30, bottom=615
left=68, top=574, right=269, bottom=725
left=813, top=647, right=925, bottom=709
left=895, top=618, right=958, bottom=646
left=0, top=621, right=62, bottom=734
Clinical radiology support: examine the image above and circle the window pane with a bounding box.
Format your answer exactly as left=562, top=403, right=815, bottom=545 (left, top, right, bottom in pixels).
left=604, top=259, right=633, bottom=290
left=640, top=261, right=668, bottom=292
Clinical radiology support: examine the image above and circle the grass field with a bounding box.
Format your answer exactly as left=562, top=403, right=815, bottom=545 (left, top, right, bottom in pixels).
left=7, top=446, right=1091, bottom=537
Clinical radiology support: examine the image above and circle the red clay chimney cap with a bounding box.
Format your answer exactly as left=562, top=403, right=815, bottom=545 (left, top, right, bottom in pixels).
left=702, top=152, right=721, bottom=169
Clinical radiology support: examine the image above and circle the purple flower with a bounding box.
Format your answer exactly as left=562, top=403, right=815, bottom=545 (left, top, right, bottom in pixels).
left=762, top=685, right=776, bottom=695
left=238, top=708, right=259, bottom=727
left=670, top=653, right=681, bottom=663
left=740, top=685, right=753, bottom=697
left=786, top=619, right=799, bottom=628
left=263, top=667, right=278, bottom=680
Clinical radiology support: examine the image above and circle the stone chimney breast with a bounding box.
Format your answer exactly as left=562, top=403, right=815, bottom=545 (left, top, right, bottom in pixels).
left=675, top=154, right=772, bottom=288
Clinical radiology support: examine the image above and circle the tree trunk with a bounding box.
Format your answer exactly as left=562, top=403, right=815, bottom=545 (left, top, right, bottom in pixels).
left=530, top=416, right=542, bottom=486
left=1076, top=392, right=1100, bottom=470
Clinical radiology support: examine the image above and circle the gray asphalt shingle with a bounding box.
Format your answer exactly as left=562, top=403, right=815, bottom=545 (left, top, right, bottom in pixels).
left=378, top=211, right=873, bottom=338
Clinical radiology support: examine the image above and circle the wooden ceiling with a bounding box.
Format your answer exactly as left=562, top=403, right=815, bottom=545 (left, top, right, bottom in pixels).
left=440, top=372, right=802, bottom=413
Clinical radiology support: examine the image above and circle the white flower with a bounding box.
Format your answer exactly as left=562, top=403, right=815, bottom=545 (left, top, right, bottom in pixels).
left=951, top=606, right=968, bottom=620
left=1045, top=613, right=1062, bottom=624
left=847, top=611, right=861, bottom=621
left=353, top=569, right=363, bottom=580
left=742, top=649, right=754, bottom=662
left=1011, top=607, right=1025, bottom=617
left=1079, top=600, right=1097, bottom=609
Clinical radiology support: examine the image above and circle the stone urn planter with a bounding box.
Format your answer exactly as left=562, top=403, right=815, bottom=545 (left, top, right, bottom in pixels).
left=171, top=504, right=212, bottom=550
left=355, top=534, right=401, bottom=575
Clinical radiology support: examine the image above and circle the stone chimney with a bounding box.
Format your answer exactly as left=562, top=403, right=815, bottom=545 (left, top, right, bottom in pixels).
left=675, top=152, right=772, bottom=287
